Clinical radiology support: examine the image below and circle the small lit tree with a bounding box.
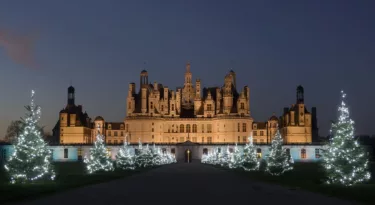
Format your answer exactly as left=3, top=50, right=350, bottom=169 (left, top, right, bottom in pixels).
left=115, top=136, right=135, bottom=170
left=266, top=127, right=292, bottom=176
left=229, top=143, right=243, bottom=169
left=323, top=91, right=371, bottom=186
left=219, top=145, right=231, bottom=167
left=134, top=144, right=154, bottom=168
left=241, top=136, right=259, bottom=171
left=5, top=90, right=55, bottom=184
left=84, top=128, right=114, bottom=174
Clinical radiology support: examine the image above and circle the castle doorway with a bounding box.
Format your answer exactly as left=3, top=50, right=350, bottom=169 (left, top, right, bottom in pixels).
left=185, top=149, right=192, bottom=163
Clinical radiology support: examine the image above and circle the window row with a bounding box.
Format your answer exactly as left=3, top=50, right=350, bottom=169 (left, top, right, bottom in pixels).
left=168, top=124, right=212, bottom=133
left=107, top=131, right=125, bottom=137
left=253, top=130, right=265, bottom=136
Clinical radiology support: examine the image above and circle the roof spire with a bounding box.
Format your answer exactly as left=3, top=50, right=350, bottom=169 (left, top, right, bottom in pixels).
left=186, top=61, right=191, bottom=72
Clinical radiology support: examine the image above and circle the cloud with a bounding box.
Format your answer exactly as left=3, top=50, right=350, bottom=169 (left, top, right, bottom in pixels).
left=0, top=29, right=39, bottom=69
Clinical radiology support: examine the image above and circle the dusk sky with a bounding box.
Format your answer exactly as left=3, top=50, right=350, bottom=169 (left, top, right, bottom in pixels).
left=0, top=0, right=374, bottom=138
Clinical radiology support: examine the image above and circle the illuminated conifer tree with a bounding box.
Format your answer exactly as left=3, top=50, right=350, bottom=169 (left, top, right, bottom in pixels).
left=323, top=91, right=371, bottom=186
left=84, top=128, right=114, bottom=174
left=5, top=90, right=55, bottom=184
left=242, top=136, right=259, bottom=171
left=229, top=143, right=243, bottom=169
left=266, top=127, right=292, bottom=176
left=115, top=136, right=135, bottom=170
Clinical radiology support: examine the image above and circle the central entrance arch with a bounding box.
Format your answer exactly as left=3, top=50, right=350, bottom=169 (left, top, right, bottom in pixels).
left=185, top=149, right=192, bottom=163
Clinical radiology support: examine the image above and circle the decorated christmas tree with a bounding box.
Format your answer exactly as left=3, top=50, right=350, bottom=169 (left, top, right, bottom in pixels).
left=219, top=145, right=231, bottom=167
left=115, top=136, right=135, bottom=170
left=152, top=144, right=162, bottom=165
left=134, top=143, right=154, bottom=168
left=229, top=143, right=243, bottom=169
left=241, top=136, right=259, bottom=171
left=266, top=127, right=292, bottom=176
left=5, top=90, right=55, bottom=184
left=323, top=91, right=371, bottom=186
left=84, top=128, right=114, bottom=174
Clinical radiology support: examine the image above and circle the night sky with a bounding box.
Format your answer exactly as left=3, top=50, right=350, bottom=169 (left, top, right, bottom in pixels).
left=0, top=0, right=374, bottom=138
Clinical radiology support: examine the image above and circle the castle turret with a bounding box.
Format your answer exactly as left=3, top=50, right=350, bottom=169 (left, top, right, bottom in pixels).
left=195, top=79, right=201, bottom=99
left=223, top=74, right=233, bottom=114
left=127, top=83, right=136, bottom=115
left=163, top=87, right=169, bottom=100
left=68, top=86, right=75, bottom=106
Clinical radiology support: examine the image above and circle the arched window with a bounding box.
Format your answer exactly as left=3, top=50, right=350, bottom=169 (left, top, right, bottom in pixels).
left=301, top=149, right=307, bottom=159
left=186, top=124, right=191, bottom=133
left=192, top=124, right=197, bottom=133
left=180, top=124, right=184, bottom=133
left=256, top=148, right=262, bottom=158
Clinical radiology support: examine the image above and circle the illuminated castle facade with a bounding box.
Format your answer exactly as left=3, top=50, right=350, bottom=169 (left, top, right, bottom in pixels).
left=53, top=62, right=318, bottom=145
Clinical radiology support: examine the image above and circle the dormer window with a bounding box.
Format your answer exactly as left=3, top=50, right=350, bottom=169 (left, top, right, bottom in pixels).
left=108, top=124, right=112, bottom=129
left=120, top=124, right=124, bottom=130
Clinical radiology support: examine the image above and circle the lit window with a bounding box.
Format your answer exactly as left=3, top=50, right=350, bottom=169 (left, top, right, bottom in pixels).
left=192, top=124, right=197, bottom=133
left=207, top=124, right=212, bottom=133
left=256, top=148, right=262, bottom=158
left=186, top=124, right=191, bottom=133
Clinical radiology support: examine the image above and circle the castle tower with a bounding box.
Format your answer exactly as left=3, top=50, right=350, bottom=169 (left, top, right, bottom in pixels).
left=140, top=70, right=149, bottom=89
left=181, top=62, right=195, bottom=108
left=68, top=86, right=75, bottom=106
left=297, top=85, right=304, bottom=104
left=223, top=74, right=233, bottom=114
left=126, top=83, right=136, bottom=115
left=140, top=70, right=148, bottom=114
left=229, top=70, right=236, bottom=88
left=297, top=85, right=305, bottom=126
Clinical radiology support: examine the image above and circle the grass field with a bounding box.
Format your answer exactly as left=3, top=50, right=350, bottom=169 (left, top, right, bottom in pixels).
left=214, top=162, right=375, bottom=204
left=0, top=162, right=151, bottom=204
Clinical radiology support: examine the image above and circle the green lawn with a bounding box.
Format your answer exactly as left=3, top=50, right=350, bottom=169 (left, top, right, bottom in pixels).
left=0, top=162, right=152, bottom=204
left=214, top=162, right=375, bottom=204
